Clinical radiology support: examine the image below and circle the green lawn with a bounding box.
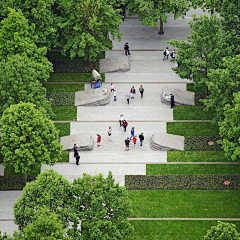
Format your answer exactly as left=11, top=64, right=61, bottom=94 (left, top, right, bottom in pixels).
left=167, top=151, right=232, bottom=162
left=47, top=50, right=105, bottom=60
left=4, top=164, right=41, bottom=176
left=54, top=123, right=70, bottom=137
left=174, top=106, right=214, bottom=120
left=187, top=83, right=206, bottom=93
left=146, top=164, right=240, bottom=175
left=128, top=190, right=240, bottom=218
left=48, top=73, right=105, bottom=82
left=127, top=221, right=240, bottom=240
left=43, top=84, right=84, bottom=92
left=51, top=106, right=77, bottom=121
left=167, top=122, right=219, bottom=136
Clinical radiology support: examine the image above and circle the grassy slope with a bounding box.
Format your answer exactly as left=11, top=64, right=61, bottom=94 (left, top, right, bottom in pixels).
left=43, top=84, right=84, bottom=92
left=146, top=164, right=240, bottom=175
left=128, top=190, right=240, bottom=218
left=51, top=106, right=77, bottom=121
left=48, top=73, right=105, bottom=82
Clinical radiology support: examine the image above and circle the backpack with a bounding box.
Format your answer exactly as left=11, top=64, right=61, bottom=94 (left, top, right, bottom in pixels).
left=163, top=50, right=166, bottom=56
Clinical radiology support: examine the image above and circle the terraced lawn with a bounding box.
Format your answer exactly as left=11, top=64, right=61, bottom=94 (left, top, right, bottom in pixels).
left=128, top=190, right=240, bottom=218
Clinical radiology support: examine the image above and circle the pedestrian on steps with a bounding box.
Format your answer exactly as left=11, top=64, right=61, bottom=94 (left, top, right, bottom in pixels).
left=119, top=114, right=124, bottom=127
left=125, top=137, right=131, bottom=151
left=124, top=42, right=131, bottom=56
left=110, top=83, right=114, bottom=94
left=139, top=85, right=144, bottom=99
left=163, top=47, right=169, bottom=60
left=125, top=91, right=131, bottom=104
left=114, top=89, right=117, bottom=101
left=139, top=133, right=144, bottom=146
left=122, top=120, right=128, bottom=132
left=130, top=127, right=135, bottom=140
left=108, top=126, right=112, bottom=141
left=97, top=134, right=101, bottom=146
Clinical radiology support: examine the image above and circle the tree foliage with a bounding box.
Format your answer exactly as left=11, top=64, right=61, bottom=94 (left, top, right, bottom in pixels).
left=0, top=0, right=60, bottom=49
left=167, top=14, right=231, bottom=95
left=126, top=0, right=190, bottom=33
left=13, top=169, right=133, bottom=239
left=1, top=103, right=62, bottom=183
left=218, top=92, right=240, bottom=162
left=204, top=55, right=240, bottom=121
left=58, top=0, right=123, bottom=61
left=0, top=8, right=50, bottom=63
left=0, top=54, right=52, bottom=116
left=204, top=221, right=240, bottom=240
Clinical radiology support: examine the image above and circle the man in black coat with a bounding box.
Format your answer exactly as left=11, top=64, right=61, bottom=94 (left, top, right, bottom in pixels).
left=124, top=42, right=131, bottom=56
left=170, top=94, right=174, bottom=109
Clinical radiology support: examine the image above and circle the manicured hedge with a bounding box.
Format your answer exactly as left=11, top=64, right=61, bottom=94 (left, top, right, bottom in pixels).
left=195, top=92, right=205, bottom=106
left=50, top=59, right=100, bottom=73
left=185, top=136, right=222, bottom=151
left=47, top=92, right=75, bottom=106
left=125, top=175, right=240, bottom=190
left=0, top=176, right=36, bottom=190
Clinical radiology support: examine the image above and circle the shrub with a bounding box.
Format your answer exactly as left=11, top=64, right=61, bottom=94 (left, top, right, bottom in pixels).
left=46, top=92, right=75, bottom=106
left=185, top=136, right=222, bottom=151
left=125, top=175, right=240, bottom=190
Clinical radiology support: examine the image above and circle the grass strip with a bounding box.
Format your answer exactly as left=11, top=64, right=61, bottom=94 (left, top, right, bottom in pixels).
left=54, top=123, right=70, bottom=137
left=167, top=151, right=230, bottom=162
left=4, top=164, right=41, bottom=176
left=128, top=190, right=240, bottom=218
left=167, top=122, right=219, bottom=136
left=127, top=220, right=240, bottom=240
left=0, top=176, right=37, bottom=190
left=48, top=73, right=105, bottom=82
left=51, top=106, right=77, bottom=121
left=43, top=84, right=84, bottom=92
left=146, top=164, right=240, bottom=175
left=174, top=106, right=214, bottom=120
left=187, top=83, right=206, bottom=93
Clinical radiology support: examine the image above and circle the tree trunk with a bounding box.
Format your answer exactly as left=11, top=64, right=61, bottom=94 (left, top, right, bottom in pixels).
left=24, top=172, right=27, bottom=185
left=205, top=86, right=208, bottom=97
left=158, top=18, right=164, bottom=35
left=210, top=9, right=214, bottom=15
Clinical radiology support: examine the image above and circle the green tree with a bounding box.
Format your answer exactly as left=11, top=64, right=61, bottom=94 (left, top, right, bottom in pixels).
left=0, top=1, right=60, bottom=49
left=204, top=55, right=240, bottom=122
left=167, top=14, right=230, bottom=96
left=191, top=0, right=223, bottom=14
left=218, top=92, right=240, bottom=162
left=0, top=8, right=51, bottom=65
left=204, top=221, right=240, bottom=240
left=126, top=0, right=190, bottom=34
left=58, top=0, right=123, bottom=61
left=73, top=172, right=133, bottom=239
left=0, top=54, right=52, bottom=116
left=1, top=103, right=62, bottom=183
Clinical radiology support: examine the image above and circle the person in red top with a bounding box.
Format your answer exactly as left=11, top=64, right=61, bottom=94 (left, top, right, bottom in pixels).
left=133, top=136, right=137, bottom=147
left=97, top=134, right=101, bottom=146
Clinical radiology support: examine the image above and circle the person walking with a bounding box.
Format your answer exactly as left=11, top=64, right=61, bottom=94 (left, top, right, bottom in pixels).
left=110, top=83, right=114, bottom=94
left=170, top=49, right=176, bottom=60
left=139, top=85, right=144, bottom=99
left=108, top=126, right=112, bottom=141
left=139, top=133, right=144, bottom=146
left=170, top=94, right=174, bottom=109
left=97, top=134, right=101, bottom=146
left=130, top=86, right=136, bottom=99
left=119, top=114, right=124, bottom=127
left=163, top=47, right=170, bottom=61
left=133, top=136, right=137, bottom=147
left=125, top=91, right=130, bottom=104
left=122, top=120, right=128, bottom=132
left=124, top=42, right=131, bottom=56
left=73, top=144, right=78, bottom=156
left=114, top=89, right=117, bottom=101
left=75, top=152, right=80, bottom=165
left=125, top=137, right=131, bottom=151
left=130, top=127, right=135, bottom=140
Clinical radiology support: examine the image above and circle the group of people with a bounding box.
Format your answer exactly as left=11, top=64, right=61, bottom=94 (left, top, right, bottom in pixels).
left=110, top=83, right=144, bottom=104
left=163, top=47, right=176, bottom=61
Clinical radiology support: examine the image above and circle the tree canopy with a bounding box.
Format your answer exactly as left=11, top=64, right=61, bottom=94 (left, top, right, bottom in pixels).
left=126, top=0, right=190, bottom=34
left=167, top=14, right=231, bottom=96
left=218, top=92, right=240, bottom=161
left=58, top=0, right=123, bottom=61
left=0, top=0, right=60, bottom=49
left=0, top=54, right=52, bottom=116
left=1, top=103, right=62, bottom=183
left=13, top=169, right=133, bottom=239
left=204, top=221, right=240, bottom=240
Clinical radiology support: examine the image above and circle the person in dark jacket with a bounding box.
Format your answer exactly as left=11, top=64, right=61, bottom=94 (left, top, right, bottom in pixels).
left=75, top=152, right=80, bottom=165
left=122, top=120, right=128, bottom=132
left=124, top=42, right=131, bottom=56
left=139, top=133, right=144, bottom=146
left=170, top=93, right=174, bottom=109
